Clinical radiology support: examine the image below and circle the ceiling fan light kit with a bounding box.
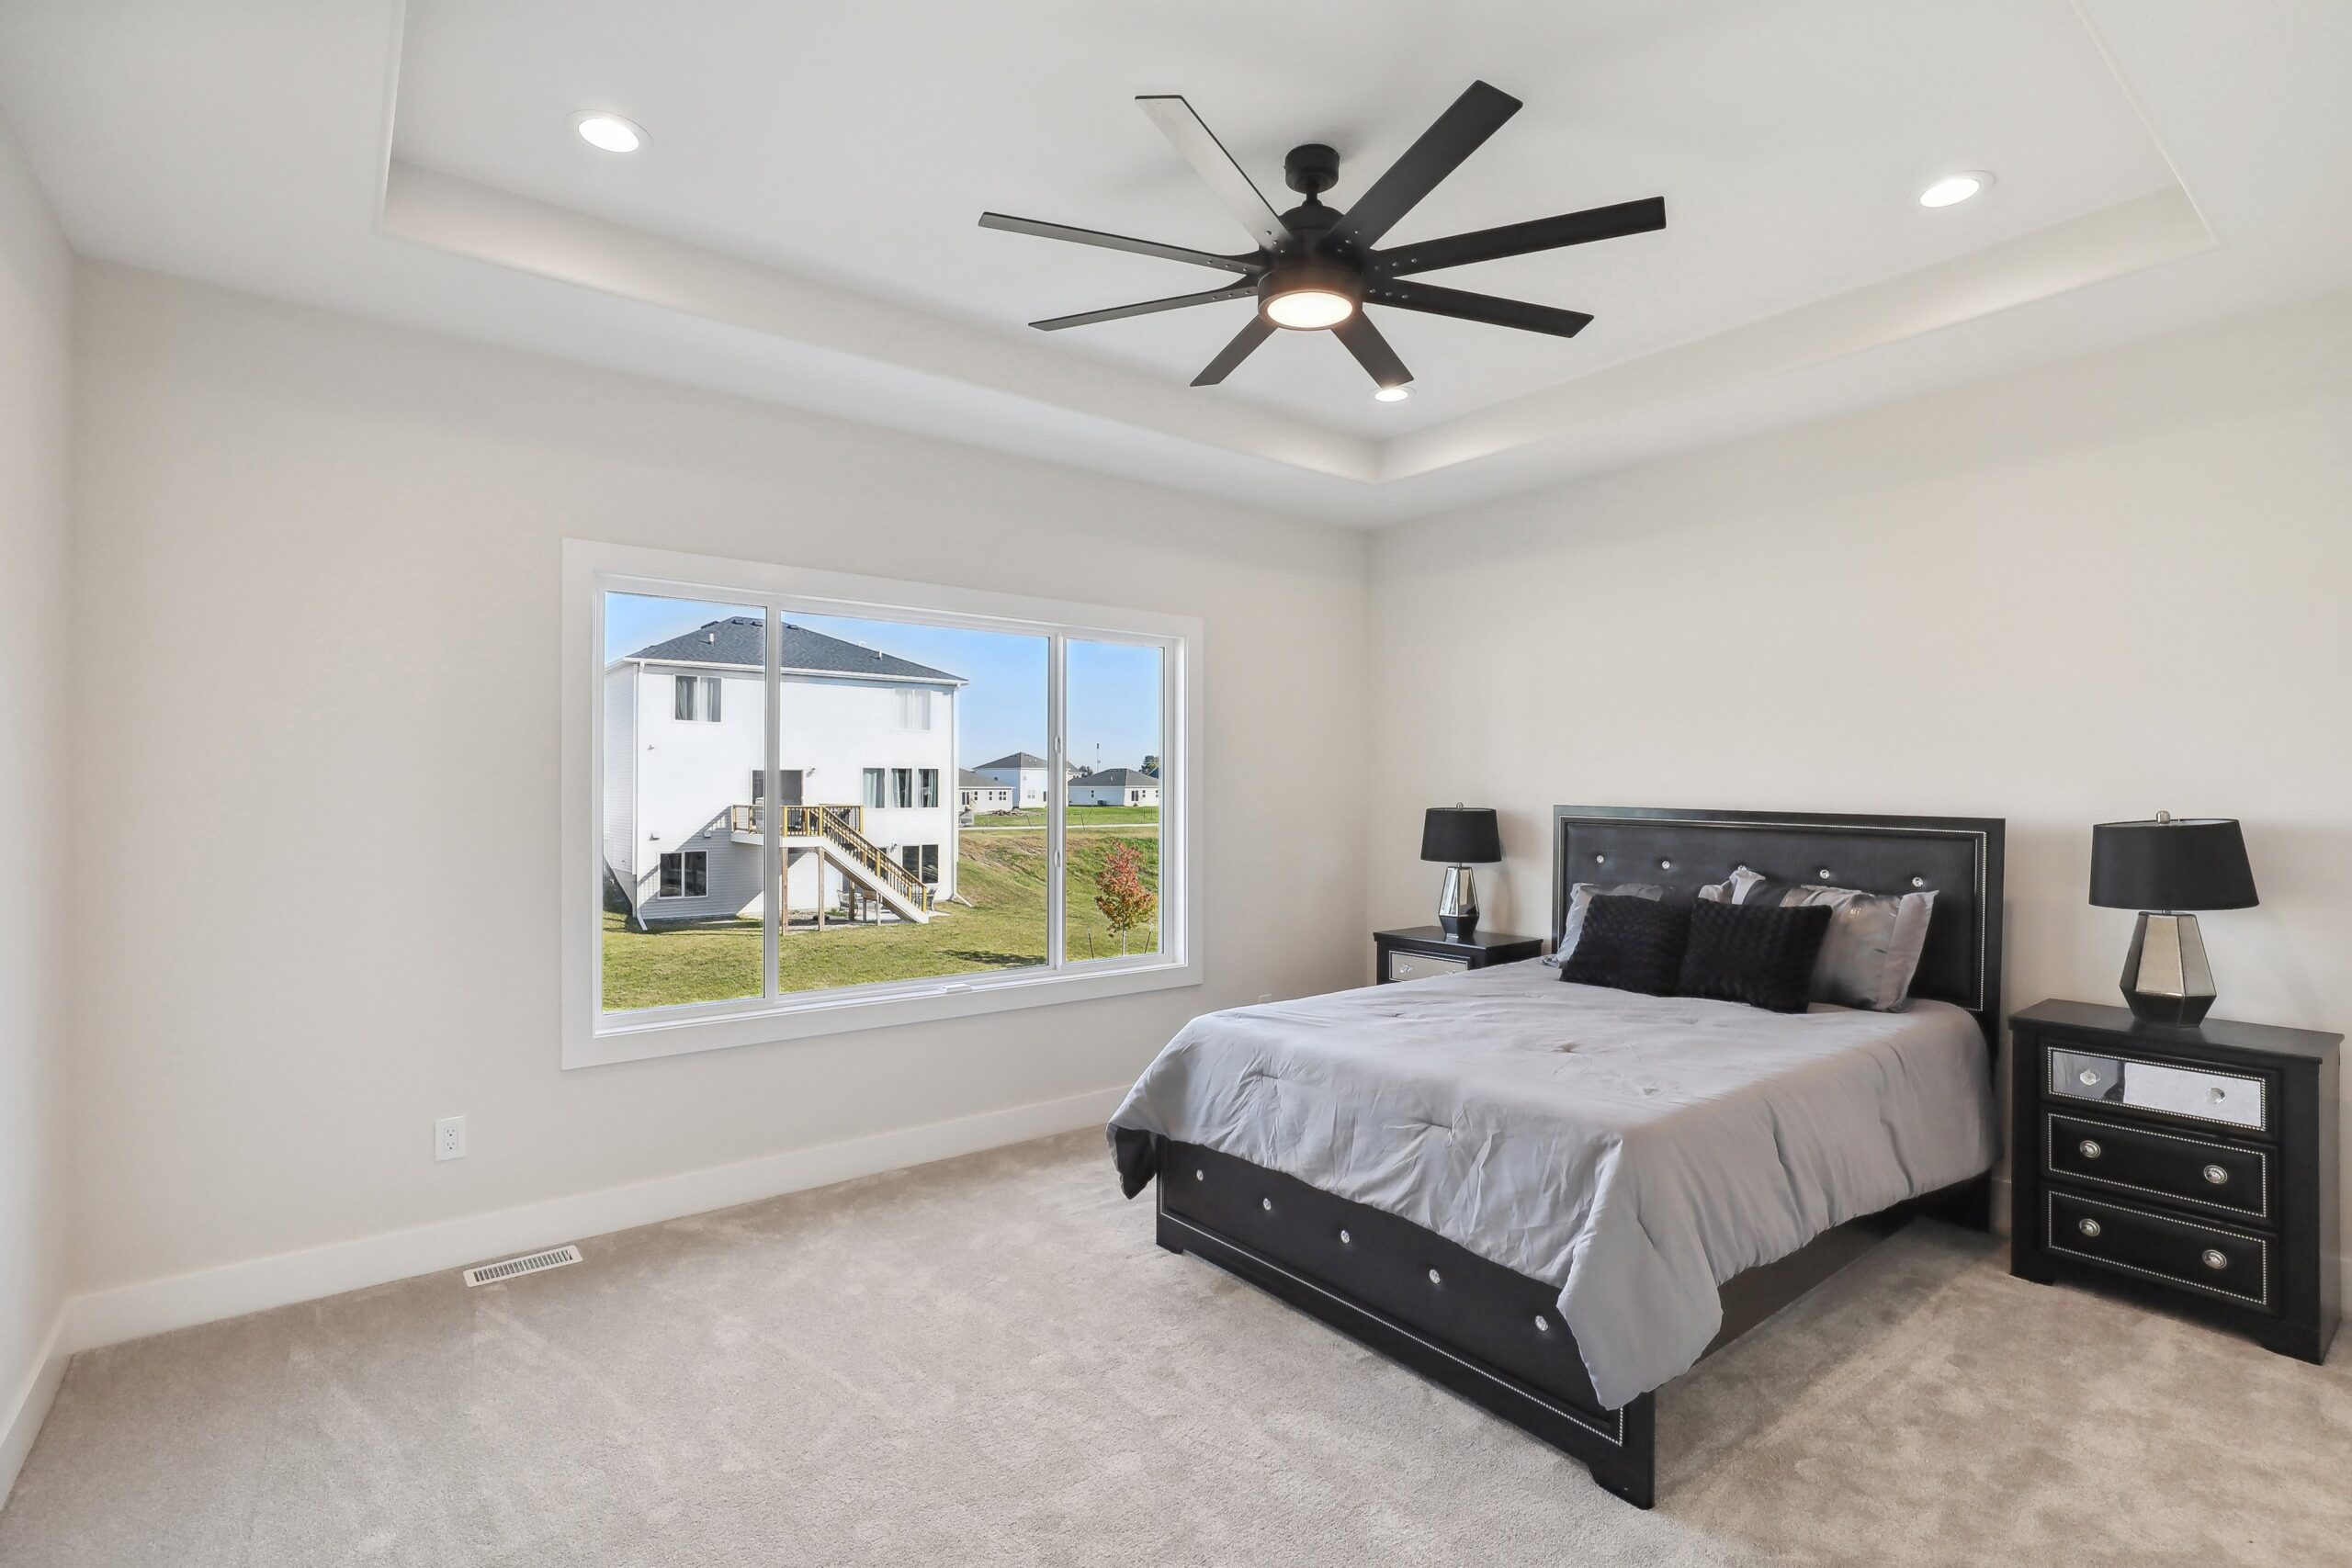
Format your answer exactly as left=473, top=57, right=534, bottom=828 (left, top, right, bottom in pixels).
left=979, top=81, right=1666, bottom=395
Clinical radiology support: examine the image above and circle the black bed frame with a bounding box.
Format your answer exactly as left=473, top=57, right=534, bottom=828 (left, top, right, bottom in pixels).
left=1147, top=806, right=2006, bottom=1508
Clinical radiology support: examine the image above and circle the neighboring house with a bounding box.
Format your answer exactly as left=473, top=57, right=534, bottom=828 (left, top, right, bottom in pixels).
left=604, top=617, right=964, bottom=927
left=958, top=769, right=1013, bottom=812
left=974, top=750, right=1049, bottom=808
left=1069, top=767, right=1161, bottom=807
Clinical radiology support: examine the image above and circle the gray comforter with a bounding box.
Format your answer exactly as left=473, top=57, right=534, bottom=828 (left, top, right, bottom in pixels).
left=1108, top=960, right=1996, bottom=1409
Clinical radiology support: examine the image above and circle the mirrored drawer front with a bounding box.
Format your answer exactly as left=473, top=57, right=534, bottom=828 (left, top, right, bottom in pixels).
left=2046, top=1047, right=2267, bottom=1134
left=2044, top=1111, right=2268, bottom=1222
left=1385, top=950, right=1470, bottom=984
left=2047, top=1190, right=2270, bottom=1309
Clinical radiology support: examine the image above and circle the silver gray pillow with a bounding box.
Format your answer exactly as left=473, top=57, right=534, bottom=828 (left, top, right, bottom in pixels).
left=1724, top=865, right=1935, bottom=1011
left=1555, top=876, right=1736, bottom=961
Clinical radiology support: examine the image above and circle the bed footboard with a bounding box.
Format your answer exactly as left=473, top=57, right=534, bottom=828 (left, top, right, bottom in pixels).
left=1154, top=1138, right=1657, bottom=1508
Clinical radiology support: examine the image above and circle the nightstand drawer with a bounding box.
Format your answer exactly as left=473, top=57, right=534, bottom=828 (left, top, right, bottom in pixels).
left=2043, top=1111, right=2269, bottom=1223
left=2046, top=1190, right=2271, bottom=1311
left=1385, top=949, right=1469, bottom=983
left=2046, top=1044, right=2268, bottom=1134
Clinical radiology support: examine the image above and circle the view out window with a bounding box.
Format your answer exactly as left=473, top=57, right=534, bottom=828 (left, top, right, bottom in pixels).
left=571, top=544, right=1196, bottom=1066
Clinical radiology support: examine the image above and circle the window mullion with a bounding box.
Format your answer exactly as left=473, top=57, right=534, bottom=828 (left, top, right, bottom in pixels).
left=1046, top=632, right=1067, bottom=970
left=763, top=602, right=781, bottom=1003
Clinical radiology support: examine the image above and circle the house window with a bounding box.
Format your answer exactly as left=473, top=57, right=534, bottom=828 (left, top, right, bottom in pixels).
left=571, top=542, right=1199, bottom=1069
left=658, top=851, right=707, bottom=898
left=672, top=674, right=722, bottom=721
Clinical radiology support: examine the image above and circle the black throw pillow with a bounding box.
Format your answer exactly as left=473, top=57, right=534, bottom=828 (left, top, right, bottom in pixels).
left=1677, top=899, right=1833, bottom=1013
left=1557, top=894, right=1692, bottom=997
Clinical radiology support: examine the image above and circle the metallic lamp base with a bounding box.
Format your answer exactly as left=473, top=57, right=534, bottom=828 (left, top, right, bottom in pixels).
left=2120, top=911, right=2217, bottom=1026
left=1437, top=864, right=1479, bottom=939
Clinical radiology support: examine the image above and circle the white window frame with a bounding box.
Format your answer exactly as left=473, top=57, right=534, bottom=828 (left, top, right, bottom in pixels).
left=562, top=539, right=1203, bottom=1069
left=658, top=849, right=708, bottom=899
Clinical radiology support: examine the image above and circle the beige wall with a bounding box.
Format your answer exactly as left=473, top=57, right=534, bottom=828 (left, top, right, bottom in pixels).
left=1368, top=289, right=2352, bottom=1272
left=0, top=111, right=74, bottom=1472
left=66, top=263, right=1370, bottom=1293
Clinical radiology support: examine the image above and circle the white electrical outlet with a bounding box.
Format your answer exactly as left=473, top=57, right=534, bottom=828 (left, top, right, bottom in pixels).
left=435, top=1115, right=467, bottom=1162
left=1257, top=993, right=1273, bottom=1004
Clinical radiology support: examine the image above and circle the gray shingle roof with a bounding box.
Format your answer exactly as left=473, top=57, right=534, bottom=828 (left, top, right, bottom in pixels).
left=628, top=617, right=962, bottom=683
left=1071, top=768, right=1159, bottom=787
left=958, top=770, right=1006, bottom=789
left=977, top=752, right=1046, bottom=770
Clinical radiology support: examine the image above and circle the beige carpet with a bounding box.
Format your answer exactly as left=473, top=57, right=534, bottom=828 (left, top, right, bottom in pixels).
left=4, top=1130, right=2346, bottom=1567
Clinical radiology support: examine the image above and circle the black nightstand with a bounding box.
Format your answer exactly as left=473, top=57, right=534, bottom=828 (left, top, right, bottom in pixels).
left=2009, top=998, right=2340, bottom=1363
left=1374, top=926, right=1544, bottom=985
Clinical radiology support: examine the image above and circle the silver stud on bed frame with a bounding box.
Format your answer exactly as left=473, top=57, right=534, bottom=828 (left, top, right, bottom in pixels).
left=1428, top=1268, right=1442, bottom=1285
left=1339, top=1228, right=1351, bottom=1244
left=1261, top=1197, right=1272, bottom=1212
left=1534, top=1314, right=1551, bottom=1331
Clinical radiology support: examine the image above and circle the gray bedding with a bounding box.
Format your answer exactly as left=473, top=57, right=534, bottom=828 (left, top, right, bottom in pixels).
left=1108, top=959, right=1996, bottom=1409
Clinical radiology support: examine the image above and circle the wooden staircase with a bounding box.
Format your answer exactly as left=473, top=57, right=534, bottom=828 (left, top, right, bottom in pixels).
left=730, top=803, right=933, bottom=924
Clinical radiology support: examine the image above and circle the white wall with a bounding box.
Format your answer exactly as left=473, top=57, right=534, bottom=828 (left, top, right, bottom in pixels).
left=67, top=264, right=1370, bottom=1302
left=1367, top=288, right=2352, bottom=1275
left=0, top=112, right=74, bottom=1490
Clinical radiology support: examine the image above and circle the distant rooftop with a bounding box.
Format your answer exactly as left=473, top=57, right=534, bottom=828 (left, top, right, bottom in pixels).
left=628, top=617, right=962, bottom=683
left=958, top=769, right=1005, bottom=789
left=977, top=751, right=1046, bottom=770
left=1072, top=768, right=1159, bottom=787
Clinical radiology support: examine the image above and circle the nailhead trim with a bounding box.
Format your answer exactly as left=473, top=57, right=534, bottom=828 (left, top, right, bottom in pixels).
left=2043, top=1112, right=2268, bottom=1221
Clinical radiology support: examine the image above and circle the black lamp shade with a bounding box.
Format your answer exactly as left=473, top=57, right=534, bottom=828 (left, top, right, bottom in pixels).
left=1420, top=807, right=1502, bottom=864
left=2089, top=818, right=2257, bottom=911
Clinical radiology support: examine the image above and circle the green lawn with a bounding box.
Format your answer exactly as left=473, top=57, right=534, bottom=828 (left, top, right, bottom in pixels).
left=601, top=828, right=1159, bottom=1011
left=965, top=805, right=1159, bottom=828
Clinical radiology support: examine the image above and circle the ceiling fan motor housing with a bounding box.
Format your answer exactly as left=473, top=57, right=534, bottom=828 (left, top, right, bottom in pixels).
left=1283, top=142, right=1342, bottom=197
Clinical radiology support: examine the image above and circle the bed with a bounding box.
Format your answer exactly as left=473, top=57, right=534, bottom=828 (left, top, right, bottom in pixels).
left=1109, top=806, right=2005, bottom=1507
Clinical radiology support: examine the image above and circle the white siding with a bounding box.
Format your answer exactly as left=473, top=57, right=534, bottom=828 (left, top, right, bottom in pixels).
left=977, top=763, right=1046, bottom=807
left=601, top=664, right=637, bottom=888
left=624, top=661, right=960, bottom=919
left=1069, top=783, right=1159, bottom=807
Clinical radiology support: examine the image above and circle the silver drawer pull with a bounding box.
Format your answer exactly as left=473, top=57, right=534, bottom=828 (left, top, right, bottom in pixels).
left=2077, top=1068, right=2101, bottom=1087
left=2077, top=1218, right=2102, bottom=1238
left=2203, top=1164, right=2230, bottom=1186
left=2078, top=1139, right=2102, bottom=1159
left=2201, top=1247, right=2228, bottom=1270
left=2206, top=1087, right=2226, bottom=1103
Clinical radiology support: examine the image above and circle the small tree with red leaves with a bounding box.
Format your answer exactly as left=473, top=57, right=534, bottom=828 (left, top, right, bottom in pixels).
left=1092, top=840, right=1158, bottom=955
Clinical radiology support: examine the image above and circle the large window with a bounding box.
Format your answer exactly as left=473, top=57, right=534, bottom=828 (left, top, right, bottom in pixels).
left=564, top=542, right=1199, bottom=1067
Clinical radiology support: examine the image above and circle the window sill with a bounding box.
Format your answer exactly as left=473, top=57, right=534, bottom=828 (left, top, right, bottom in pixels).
left=564, top=956, right=1200, bottom=1069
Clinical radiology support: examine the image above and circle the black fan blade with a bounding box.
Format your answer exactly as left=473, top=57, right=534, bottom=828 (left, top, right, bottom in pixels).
left=1325, top=81, right=1521, bottom=256
left=979, top=213, right=1262, bottom=275
left=1376, top=197, right=1667, bottom=277
left=1368, top=279, right=1592, bottom=338
left=1332, top=314, right=1412, bottom=390
left=1192, top=316, right=1275, bottom=386
left=1136, top=96, right=1295, bottom=254
left=1031, top=284, right=1257, bottom=332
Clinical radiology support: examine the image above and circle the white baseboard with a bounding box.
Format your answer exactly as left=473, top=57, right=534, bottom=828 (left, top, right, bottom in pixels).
left=66, top=1085, right=1126, bottom=1355
left=1, top=1305, right=68, bottom=1507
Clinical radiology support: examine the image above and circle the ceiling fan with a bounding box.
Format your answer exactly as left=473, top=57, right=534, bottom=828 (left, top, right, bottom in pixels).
left=978, top=81, right=1666, bottom=395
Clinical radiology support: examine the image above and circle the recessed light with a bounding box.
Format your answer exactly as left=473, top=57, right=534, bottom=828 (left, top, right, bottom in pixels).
left=571, top=112, right=647, bottom=154
left=1373, top=386, right=1411, bottom=402
left=1918, top=171, right=1992, bottom=209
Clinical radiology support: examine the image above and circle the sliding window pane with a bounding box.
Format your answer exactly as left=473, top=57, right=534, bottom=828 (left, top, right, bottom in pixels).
left=1063, top=639, right=1162, bottom=963
left=601, top=592, right=771, bottom=1011
left=773, top=613, right=1047, bottom=993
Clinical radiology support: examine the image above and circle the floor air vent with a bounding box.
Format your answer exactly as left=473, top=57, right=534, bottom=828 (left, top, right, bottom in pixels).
left=462, top=1245, right=583, bottom=1288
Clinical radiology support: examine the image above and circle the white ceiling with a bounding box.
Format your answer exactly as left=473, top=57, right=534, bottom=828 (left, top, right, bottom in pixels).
left=1, top=1, right=2347, bottom=524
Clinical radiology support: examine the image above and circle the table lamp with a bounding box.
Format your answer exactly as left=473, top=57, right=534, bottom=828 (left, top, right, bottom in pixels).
left=2089, top=812, right=2258, bottom=1025
left=1421, top=806, right=1503, bottom=939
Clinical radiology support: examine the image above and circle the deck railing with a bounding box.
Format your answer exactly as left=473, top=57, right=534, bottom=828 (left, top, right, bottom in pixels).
left=728, top=801, right=930, bottom=913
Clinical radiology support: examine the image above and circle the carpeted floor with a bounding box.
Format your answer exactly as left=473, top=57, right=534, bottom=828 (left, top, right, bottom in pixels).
left=3, top=1130, right=2346, bottom=1567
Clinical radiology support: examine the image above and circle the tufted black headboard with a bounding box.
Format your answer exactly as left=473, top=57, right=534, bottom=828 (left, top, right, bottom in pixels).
left=1552, top=806, right=2006, bottom=1048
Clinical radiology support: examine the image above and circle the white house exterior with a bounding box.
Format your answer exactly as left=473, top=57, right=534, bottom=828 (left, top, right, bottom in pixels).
left=974, top=751, right=1049, bottom=808
left=1069, top=767, right=1161, bottom=807
left=604, top=617, right=964, bottom=926
left=958, top=769, right=1012, bottom=812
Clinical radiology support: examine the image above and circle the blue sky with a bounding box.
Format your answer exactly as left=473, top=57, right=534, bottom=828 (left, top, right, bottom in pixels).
left=606, top=594, right=1161, bottom=772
